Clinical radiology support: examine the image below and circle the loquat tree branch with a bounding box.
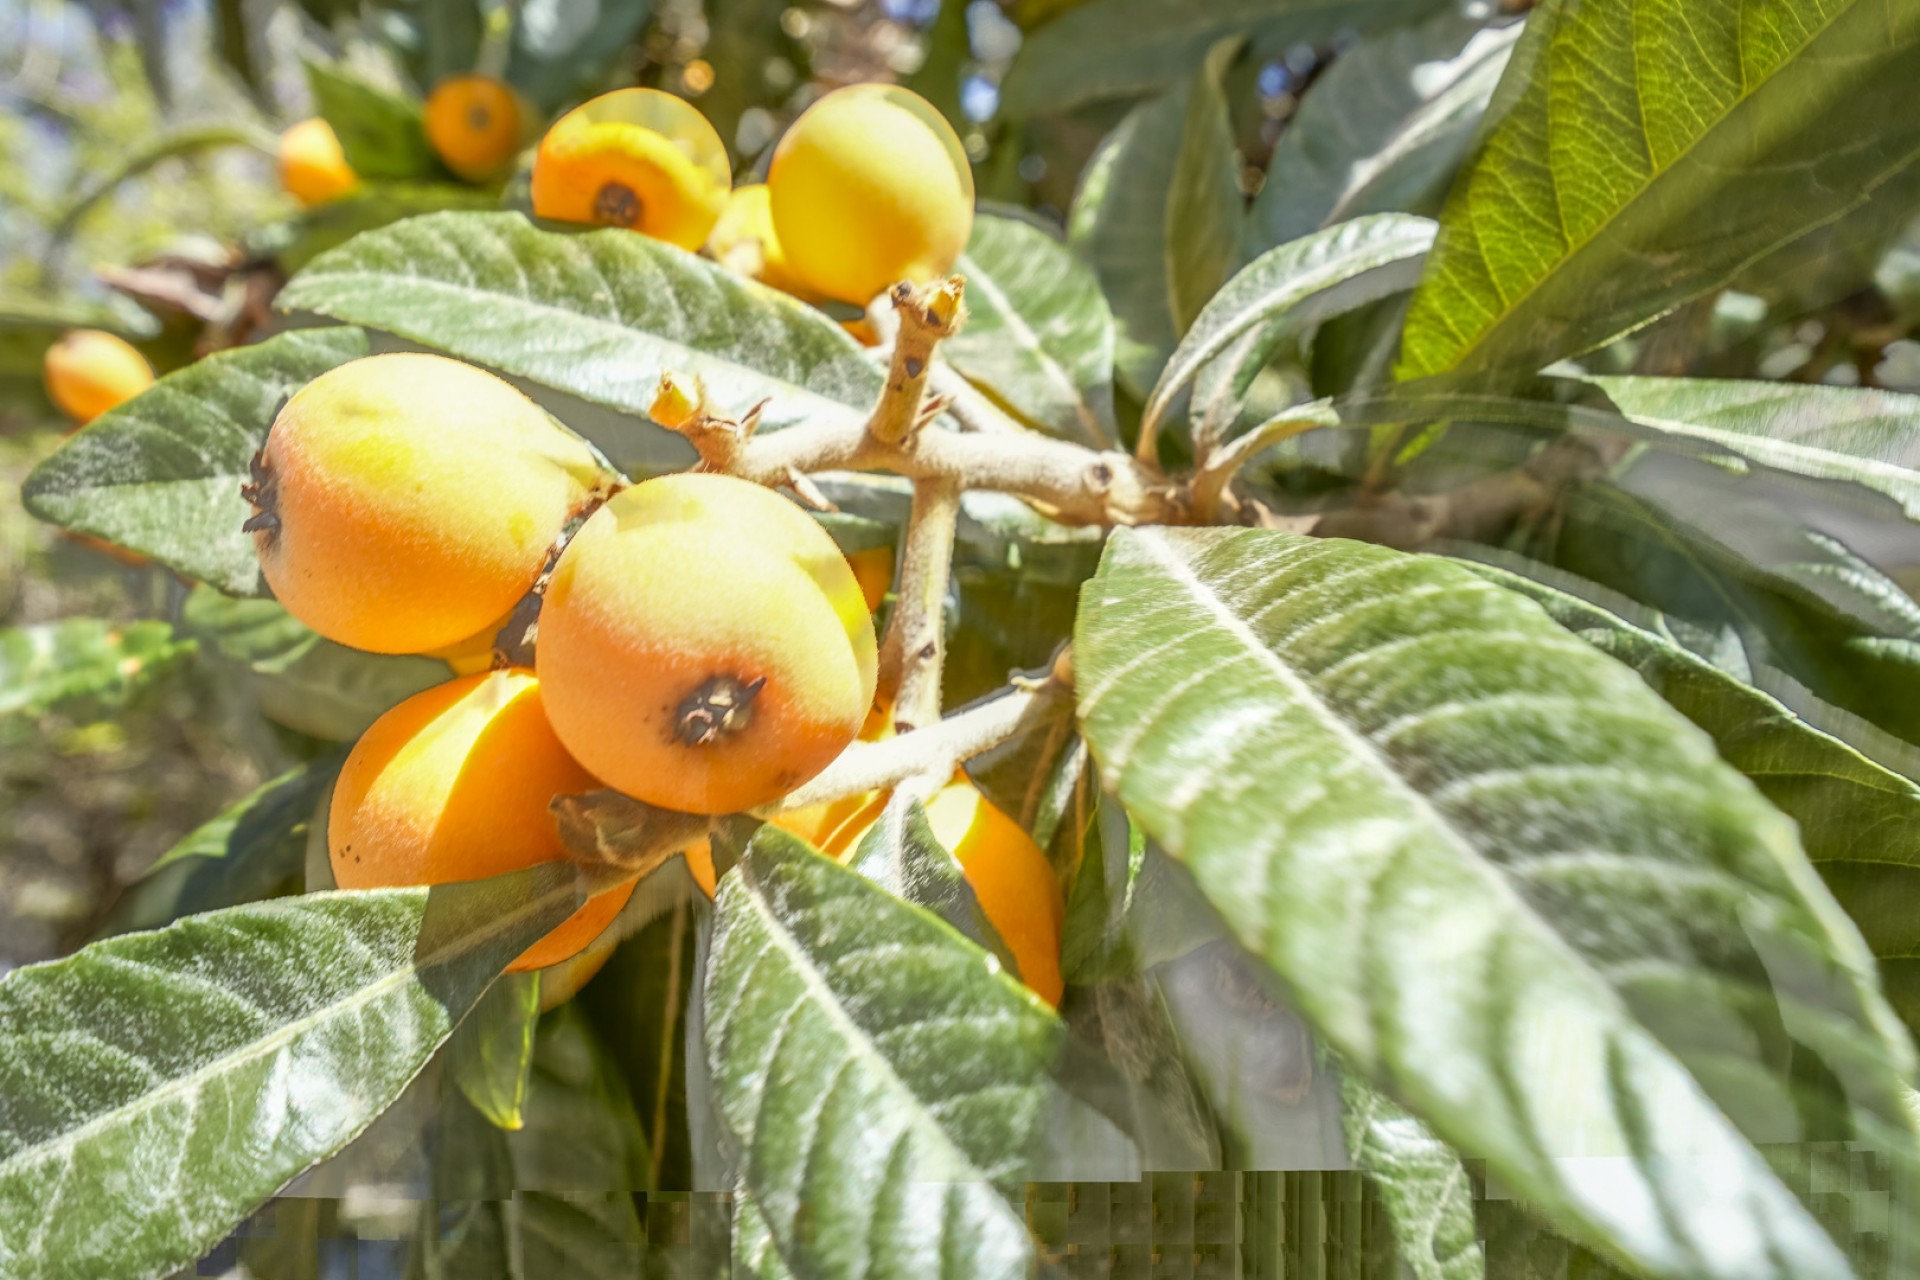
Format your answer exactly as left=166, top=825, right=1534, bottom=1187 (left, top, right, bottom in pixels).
left=879, top=476, right=961, bottom=733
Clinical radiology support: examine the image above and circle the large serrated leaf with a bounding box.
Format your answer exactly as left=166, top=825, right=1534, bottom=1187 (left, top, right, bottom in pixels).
left=1143, top=214, right=1436, bottom=441
left=1397, top=0, right=1920, bottom=380
left=0, top=865, right=596, bottom=1280
left=21, top=327, right=370, bottom=595
left=703, top=828, right=1067, bottom=1279
left=1338, top=1071, right=1484, bottom=1280
left=0, top=618, right=194, bottom=718
left=1248, top=12, right=1519, bottom=253
left=278, top=212, right=881, bottom=433
left=944, top=210, right=1117, bottom=446
left=1074, top=525, right=1916, bottom=1280
left=1461, top=556, right=1920, bottom=1040
left=1000, top=0, right=1448, bottom=115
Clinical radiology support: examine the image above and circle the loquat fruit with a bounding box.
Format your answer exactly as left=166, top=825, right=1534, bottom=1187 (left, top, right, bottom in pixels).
left=706, top=183, right=812, bottom=297
left=839, top=780, right=1065, bottom=1006
left=767, top=84, right=973, bottom=306
left=245, top=352, right=608, bottom=656
left=425, top=74, right=528, bottom=182
left=530, top=88, right=730, bottom=251
left=280, top=117, right=360, bottom=207
left=329, top=669, right=635, bottom=973
left=536, top=472, right=878, bottom=814
left=43, top=329, right=154, bottom=425
left=846, top=544, right=894, bottom=614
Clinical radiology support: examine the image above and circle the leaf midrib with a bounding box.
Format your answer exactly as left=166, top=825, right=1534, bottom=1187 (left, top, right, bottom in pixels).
left=1442, top=0, right=1859, bottom=374
left=954, top=249, right=1105, bottom=444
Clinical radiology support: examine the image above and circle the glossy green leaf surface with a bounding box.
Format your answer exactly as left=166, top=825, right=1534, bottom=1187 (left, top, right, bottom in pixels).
left=449, top=973, right=541, bottom=1131
left=1075, top=525, right=1916, bottom=1280
left=0, top=866, right=593, bottom=1280
left=21, top=327, right=370, bottom=595
left=0, top=618, right=193, bottom=718
left=704, top=829, right=1066, bottom=1279
left=304, top=60, right=436, bottom=181
left=1144, top=214, right=1436, bottom=440
left=1398, top=0, right=1920, bottom=380
left=1338, top=1072, right=1483, bottom=1280
left=1001, top=0, right=1448, bottom=115
left=278, top=211, right=882, bottom=432
left=944, top=210, right=1117, bottom=445
left=1249, top=12, right=1519, bottom=252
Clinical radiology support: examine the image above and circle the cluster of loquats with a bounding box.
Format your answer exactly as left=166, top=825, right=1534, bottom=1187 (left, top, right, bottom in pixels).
left=277, top=73, right=529, bottom=207
left=240, top=352, right=881, bottom=978
left=528, top=82, right=973, bottom=312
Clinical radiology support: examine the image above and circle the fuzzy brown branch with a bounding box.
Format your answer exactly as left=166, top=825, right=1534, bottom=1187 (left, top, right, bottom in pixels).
left=880, top=476, right=961, bottom=733
left=870, top=278, right=966, bottom=445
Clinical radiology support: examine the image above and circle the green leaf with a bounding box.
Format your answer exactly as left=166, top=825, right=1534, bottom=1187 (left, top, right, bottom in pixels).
left=248, top=182, right=499, bottom=275
left=843, top=792, right=1024, bottom=983
left=1461, top=556, right=1920, bottom=1041
left=1061, top=794, right=1222, bottom=985
left=102, top=759, right=343, bottom=937
left=1583, top=375, right=1920, bottom=520
left=1338, top=1072, right=1484, bottom=1280
left=1398, top=0, right=1920, bottom=380
left=278, top=212, right=881, bottom=433
left=944, top=210, right=1117, bottom=446
left=507, top=0, right=655, bottom=112
left=1247, top=12, right=1519, bottom=252
left=730, top=1182, right=797, bottom=1280
left=1000, top=0, right=1448, bottom=116
left=449, top=973, right=541, bottom=1131
left=304, top=59, right=437, bottom=181
left=704, top=828, right=1068, bottom=1279
left=183, top=587, right=449, bottom=742
left=1143, top=214, right=1436, bottom=442
left=1067, top=55, right=1239, bottom=399
left=0, top=866, right=595, bottom=1280
left=1074, top=525, right=1916, bottom=1280
left=21, top=327, right=371, bottom=596
left=0, top=618, right=193, bottom=718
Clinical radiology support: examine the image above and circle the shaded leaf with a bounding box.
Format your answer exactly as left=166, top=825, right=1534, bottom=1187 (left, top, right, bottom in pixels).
left=449, top=974, right=541, bottom=1131
left=1248, top=11, right=1518, bottom=251
left=183, top=588, right=448, bottom=742
left=1398, top=0, right=1920, bottom=380
left=22, top=328, right=371, bottom=595
left=0, top=866, right=596, bottom=1280
left=1001, top=0, right=1448, bottom=115
left=704, top=828, right=1067, bottom=1279
left=945, top=210, right=1117, bottom=445
left=1144, top=214, right=1436, bottom=441
left=247, top=182, right=499, bottom=275
left=305, top=59, right=437, bottom=181
left=1167, top=41, right=1244, bottom=335
left=278, top=212, right=881, bottom=433
left=507, top=0, right=655, bottom=112
left=1338, top=1071, right=1484, bottom=1280
left=1075, top=525, right=1915, bottom=1280
left=0, top=618, right=193, bottom=718
left=103, top=759, right=342, bottom=937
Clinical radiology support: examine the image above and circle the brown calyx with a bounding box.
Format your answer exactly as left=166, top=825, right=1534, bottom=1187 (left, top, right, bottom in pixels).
left=673, top=675, right=767, bottom=746
left=593, top=182, right=643, bottom=228
left=239, top=447, right=279, bottom=537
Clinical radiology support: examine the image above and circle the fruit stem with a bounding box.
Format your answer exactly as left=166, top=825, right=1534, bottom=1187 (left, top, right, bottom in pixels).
left=877, top=475, right=960, bottom=733
left=868, top=278, right=966, bottom=446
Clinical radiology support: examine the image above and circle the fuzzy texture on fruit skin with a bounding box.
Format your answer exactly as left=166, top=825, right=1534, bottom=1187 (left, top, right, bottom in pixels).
left=425, top=75, right=526, bottom=181
left=329, top=670, right=635, bottom=973
left=537, top=472, right=879, bottom=814
left=43, top=329, right=154, bottom=424
left=706, top=184, right=814, bottom=298
left=251, top=352, right=606, bottom=656
left=531, top=88, right=729, bottom=250
left=768, top=84, right=974, bottom=306
left=280, top=117, right=360, bottom=206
